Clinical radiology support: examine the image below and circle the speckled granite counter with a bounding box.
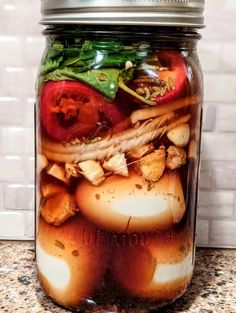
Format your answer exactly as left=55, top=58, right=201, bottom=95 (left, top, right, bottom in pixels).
left=0, top=241, right=235, bottom=313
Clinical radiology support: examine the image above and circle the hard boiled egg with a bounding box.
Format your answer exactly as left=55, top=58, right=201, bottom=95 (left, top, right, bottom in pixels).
left=75, top=170, right=186, bottom=233
left=112, top=228, right=194, bottom=300
left=36, top=215, right=107, bottom=309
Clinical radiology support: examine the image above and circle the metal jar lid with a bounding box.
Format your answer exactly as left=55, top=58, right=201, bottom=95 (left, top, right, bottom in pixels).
left=41, top=0, right=205, bottom=28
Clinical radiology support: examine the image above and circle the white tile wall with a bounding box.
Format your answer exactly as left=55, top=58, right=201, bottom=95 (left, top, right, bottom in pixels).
left=196, top=219, right=209, bottom=246
left=198, top=191, right=234, bottom=218
left=214, top=163, right=236, bottom=190
left=4, top=184, right=34, bottom=211
left=0, top=0, right=235, bottom=248
left=217, top=105, right=236, bottom=132
left=210, top=221, right=236, bottom=247
left=199, top=161, right=213, bottom=190
left=196, top=0, right=236, bottom=248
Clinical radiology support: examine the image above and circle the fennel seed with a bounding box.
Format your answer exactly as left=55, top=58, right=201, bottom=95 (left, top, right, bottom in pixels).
left=136, top=87, right=145, bottom=96
left=160, top=87, right=167, bottom=97
left=168, top=77, right=175, bottom=90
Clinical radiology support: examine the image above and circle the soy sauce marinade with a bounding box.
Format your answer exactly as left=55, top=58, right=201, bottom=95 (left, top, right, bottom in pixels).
left=36, top=35, right=202, bottom=311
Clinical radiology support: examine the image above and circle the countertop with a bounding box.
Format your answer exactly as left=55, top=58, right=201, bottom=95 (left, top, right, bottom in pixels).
left=0, top=242, right=235, bottom=313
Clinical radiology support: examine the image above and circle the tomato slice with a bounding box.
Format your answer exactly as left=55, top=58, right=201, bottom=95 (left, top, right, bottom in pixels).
left=156, top=50, right=186, bottom=104
left=40, top=81, right=124, bottom=141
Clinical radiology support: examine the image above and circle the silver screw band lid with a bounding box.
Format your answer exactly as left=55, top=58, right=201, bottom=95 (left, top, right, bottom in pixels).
left=41, top=0, right=205, bottom=28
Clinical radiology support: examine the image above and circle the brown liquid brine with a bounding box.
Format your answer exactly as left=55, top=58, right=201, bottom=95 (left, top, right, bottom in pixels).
left=36, top=26, right=203, bottom=312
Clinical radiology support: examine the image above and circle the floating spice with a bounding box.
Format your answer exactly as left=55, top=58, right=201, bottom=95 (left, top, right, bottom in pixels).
left=55, top=239, right=65, bottom=250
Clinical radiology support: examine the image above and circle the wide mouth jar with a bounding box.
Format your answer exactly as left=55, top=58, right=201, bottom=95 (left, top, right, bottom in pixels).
left=36, top=1, right=205, bottom=312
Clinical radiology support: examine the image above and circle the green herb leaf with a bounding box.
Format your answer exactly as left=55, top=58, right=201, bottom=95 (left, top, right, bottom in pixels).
left=120, top=67, right=135, bottom=84
left=79, top=40, right=96, bottom=61
left=64, top=47, right=82, bottom=57
left=100, top=53, right=137, bottom=67
left=42, top=67, right=120, bottom=100
left=41, top=55, right=63, bottom=74
left=75, top=69, right=119, bottom=99
left=63, top=55, right=83, bottom=66
left=40, top=39, right=148, bottom=99
left=62, top=40, right=133, bottom=69
left=46, top=43, right=64, bottom=58
left=92, top=40, right=123, bottom=53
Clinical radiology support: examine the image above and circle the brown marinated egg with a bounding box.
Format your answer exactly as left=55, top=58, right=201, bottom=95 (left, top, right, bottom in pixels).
left=112, top=228, right=193, bottom=300
left=75, top=170, right=186, bottom=233
left=36, top=215, right=107, bottom=309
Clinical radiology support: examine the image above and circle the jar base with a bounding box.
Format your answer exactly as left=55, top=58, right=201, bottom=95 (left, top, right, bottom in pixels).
left=40, top=277, right=192, bottom=313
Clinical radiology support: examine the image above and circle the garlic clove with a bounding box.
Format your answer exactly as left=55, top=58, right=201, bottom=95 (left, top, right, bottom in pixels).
left=167, top=123, right=190, bottom=147
left=78, top=160, right=105, bottom=186
left=65, top=162, right=81, bottom=178
left=47, top=163, right=71, bottom=185
left=103, top=153, right=129, bottom=177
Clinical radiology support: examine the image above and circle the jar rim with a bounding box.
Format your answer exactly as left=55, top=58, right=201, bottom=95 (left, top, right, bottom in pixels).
left=40, top=0, right=205, bottom=28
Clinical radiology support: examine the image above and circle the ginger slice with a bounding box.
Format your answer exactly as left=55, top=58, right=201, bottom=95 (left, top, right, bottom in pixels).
left=41, top=183, right=67, bottom=198
left=103, top=153, right=129, bottom=177
left=78, top=160, right=105, bottom=186
left=166, top=146, right=187, bottom=170
left=65, top=162, right=81, bottom=178
left=47, top=163, right=71, bottom=185
left=127, top=143, right=155, bottom=160
left=40, top=192, right=77, bottom=226
left=136, top=146, right=166, bottom=182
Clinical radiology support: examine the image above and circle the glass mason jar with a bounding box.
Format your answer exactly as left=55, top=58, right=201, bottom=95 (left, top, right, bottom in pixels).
left=36, top=1, right=205, bottom=311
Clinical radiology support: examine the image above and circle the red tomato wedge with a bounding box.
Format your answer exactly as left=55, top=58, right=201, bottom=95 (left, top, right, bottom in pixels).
left=156, top=50, right=186, bottom=104
left=40, top=81, right=124, bottom=141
